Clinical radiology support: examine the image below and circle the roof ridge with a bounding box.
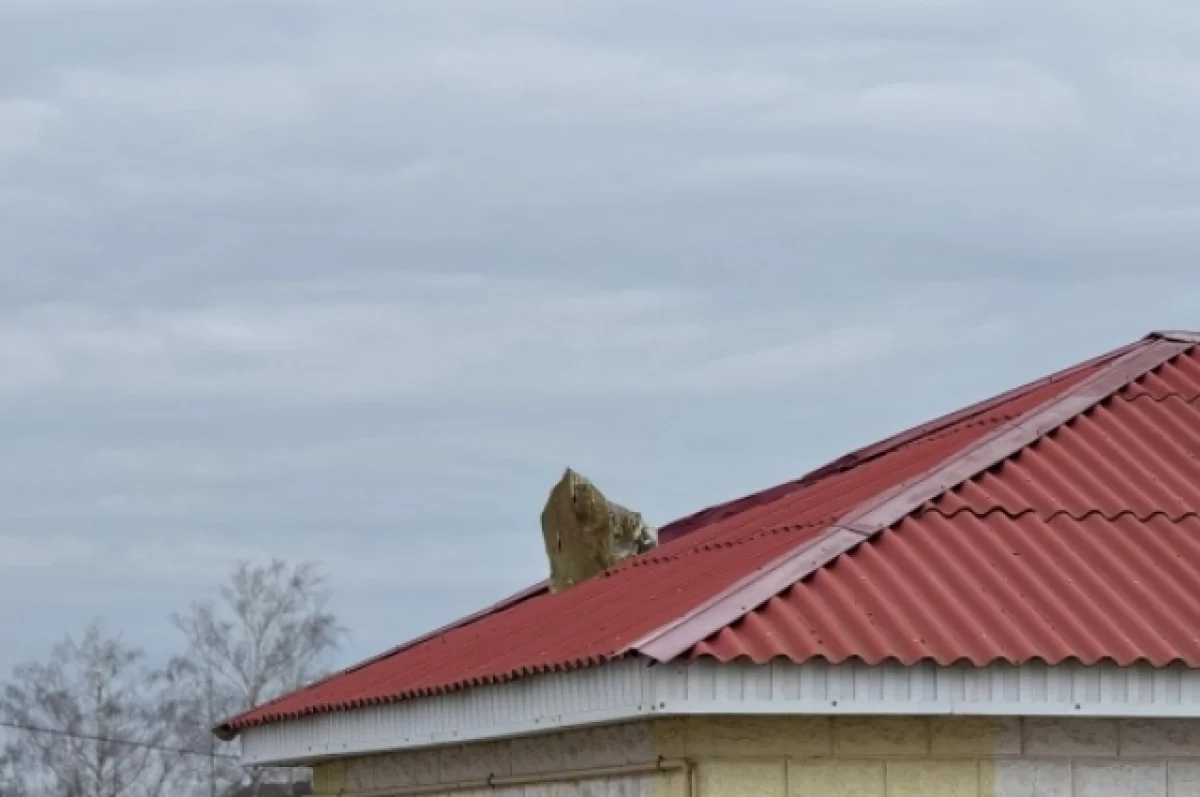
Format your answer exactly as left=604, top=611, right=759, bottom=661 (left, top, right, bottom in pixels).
left=1151, top=330, right=1200, bottom=344
left=631, top=334, right=1194, bottom=662
left=656, top=338, right=1142, bottom=544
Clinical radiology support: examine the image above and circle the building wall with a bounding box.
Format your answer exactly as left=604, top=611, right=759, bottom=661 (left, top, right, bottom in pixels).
left=311, top=716, right=1200, bottom=797
left=311, top=721, right=664, bottom=797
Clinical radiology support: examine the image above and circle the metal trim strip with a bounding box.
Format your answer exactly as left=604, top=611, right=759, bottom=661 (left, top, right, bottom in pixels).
left=239, top=658, right=1200, bottom=766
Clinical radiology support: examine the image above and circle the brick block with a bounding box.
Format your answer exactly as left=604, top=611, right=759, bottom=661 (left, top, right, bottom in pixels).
left=698, top=760, right=787, bottom=797
left=511, top=725, right=645, bottom=775
left=347, top=749, right=439, bottom=791
left=311, top=760, right=347, bottom=795
left=492, top=789, right=525, bottom=797
left=587, top=723, right=656, bottom=768
left=581, top=780, right=609, bottom=797
left=789, top=759, right=885, bottom=797
left=1122, top=720, right=1200, bottom=758
left=344, top=757, right=372, bottom=791
left=1169, top=762, right=1200, bottom=797
left=439, top=740, right=512, bottom=781
left=990, top=760, right=1071, bottom=797
left=835, top=717, right=929, bottom=757
left=886, top=760, right=977, bottom=797
left=650, top=769, right=689, bottom=797
left=687, top=716, right=831, bottom=758
left=1024, top=718, right=1119, bottom=757
left=391, top=748, right=439, bottom=788
left=931, top=717, right=1021, bottom=757
left=512, top=732, right=570, bottom=776
left=604, top=776, right=651, bottom=797
left=1075, top=761, right=1166, bottom=797
left=653, top=719, right=688, bottom=759
left=577, top=779, right=603, bottom=797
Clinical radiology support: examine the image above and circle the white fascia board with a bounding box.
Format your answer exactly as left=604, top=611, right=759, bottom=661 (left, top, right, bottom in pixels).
left=240, top=657, right=1200, bottom=766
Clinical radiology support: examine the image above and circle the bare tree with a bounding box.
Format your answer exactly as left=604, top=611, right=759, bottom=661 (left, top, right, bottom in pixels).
left=171, top=560, right=343, bottom=797
left=0, top=623, right=187, bottom=797
left=0, top=742, right=32, bottom=797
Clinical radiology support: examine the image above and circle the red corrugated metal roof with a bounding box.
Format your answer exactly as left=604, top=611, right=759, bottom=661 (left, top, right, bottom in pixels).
left=691, top=512, right=1200, bottom=667
left=219, top=331, right=1200, bottom=735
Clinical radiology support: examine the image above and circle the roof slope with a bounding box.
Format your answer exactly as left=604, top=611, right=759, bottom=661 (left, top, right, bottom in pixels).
left=221, top=331, right=1200, bottom=735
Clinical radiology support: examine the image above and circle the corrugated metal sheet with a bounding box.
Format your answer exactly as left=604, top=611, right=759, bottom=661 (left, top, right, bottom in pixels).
left=692, top=513, right=1200, bottom=666
left=635, top=336, right=1195, bottom=662
left=689, top=346, right=1200, bottom=667
left=668, top=659, right=1200, bottom=713
left=222, top=332, right=1200, bottom=735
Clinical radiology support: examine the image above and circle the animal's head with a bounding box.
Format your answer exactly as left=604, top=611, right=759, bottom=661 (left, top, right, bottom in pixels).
left=564, top=468, right=608, bottom=522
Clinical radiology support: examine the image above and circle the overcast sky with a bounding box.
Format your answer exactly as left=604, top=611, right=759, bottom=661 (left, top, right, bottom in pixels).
left=3, top=0, right=1200, bottom=676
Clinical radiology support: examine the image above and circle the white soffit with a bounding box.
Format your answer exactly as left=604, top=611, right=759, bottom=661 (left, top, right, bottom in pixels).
left=241, top=658, right=1200, bottom=765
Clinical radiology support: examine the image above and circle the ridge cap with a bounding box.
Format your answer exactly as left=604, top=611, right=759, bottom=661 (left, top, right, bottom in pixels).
left=657, top=338, right=1142, bottom=544
left=1150, top=330, right=1200, bottom=344
left=631, top=335, right=1190, bottom=662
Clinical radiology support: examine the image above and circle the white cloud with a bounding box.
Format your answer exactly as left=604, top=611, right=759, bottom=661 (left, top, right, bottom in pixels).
left=43, top=32, right=809, bottom=136
left=683, top=152, right=941, bottom=184
left=395, top=34, right=807, bottom=115
left=61, top=65, right=319, bottom=130
left=37, top=31, right=811, bottom=145
left=810, top=61, right=1085, bottom=131
left=1116, top=56, right=1200, bottom=109
left=0, top=533, right=95, bottom=569
left=0, top=286, right=902, bottom=401
left=5, top=0, right=1200, bottom=677
left=674, top=326, right=897, bottom=391
left=57, top=40, right=1079, bottom=137
left=0, top=99, right=58, bottom=155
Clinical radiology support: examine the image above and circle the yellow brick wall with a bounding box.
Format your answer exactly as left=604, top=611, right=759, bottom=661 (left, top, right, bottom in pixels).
left=656, top=716, right=1200, bottom=797
left=312, top=721, right=661, bottom=796
left=656, top=716, right=991, bottom=797
left=313, top=716, right=1200, bottom=797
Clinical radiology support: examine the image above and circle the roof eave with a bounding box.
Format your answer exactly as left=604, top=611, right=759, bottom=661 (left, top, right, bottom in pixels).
left=237, top=657, right=1200, bottom=767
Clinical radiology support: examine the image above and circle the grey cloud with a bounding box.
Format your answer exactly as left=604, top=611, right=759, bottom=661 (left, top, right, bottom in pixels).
left=3, top=0, right=1200, bottom=676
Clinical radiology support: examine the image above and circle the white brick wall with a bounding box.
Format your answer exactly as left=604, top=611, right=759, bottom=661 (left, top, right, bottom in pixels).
left=1003, top=719, right=1200, bottom=797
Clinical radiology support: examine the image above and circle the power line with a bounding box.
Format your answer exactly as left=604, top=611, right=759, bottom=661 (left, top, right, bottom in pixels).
left=0, top=720, right=239, bottom=760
